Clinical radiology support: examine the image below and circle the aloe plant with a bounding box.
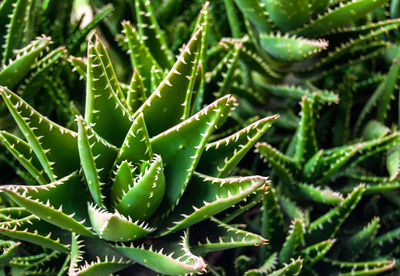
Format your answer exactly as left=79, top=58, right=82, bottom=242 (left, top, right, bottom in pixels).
left=0, top=9, right=280, bottom=272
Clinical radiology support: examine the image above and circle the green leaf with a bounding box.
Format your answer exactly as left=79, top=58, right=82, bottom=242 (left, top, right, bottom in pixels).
left=300, top=239, right=335, bottom=266
left=68, top=56, right=87, bottom=80
left=160, top=173, right=268, bottom=236
left=0, top=86, right=79, bottom=181
left=199, top=115, right=277, bottom=177
left=88, top=204, right=154, bottom=242
left=114, top=154, right=166, bottom=221
left=296, top=183, right=343, bottom=205
left=135, top=0, right=174, bottom=68
left=0, top=36, right=51, bottom=89
left=279, top=219, right=305, bottom=264
left=18, top=47, right=66, bottom=102
left=261, top=184, right=286, bottom=252
left=151, top=95, right=236, bottom=215
left=0, top=130, right=48, bottom=184
left=0, top=216, right=69, bottom=253
left=127, top=69, right=146, bottom=112
left=244, top=253, right=277, bottom=276
left=387, top=142, right=400, bottom=180
left=269, top=257, right=303, bottom=276
left=219, top=38, right=281, bottom=79
left=361, top=120, right=390, bottom=141
left=294, top=0, right=390, bottom=37
left=260, top=33, right=328, bottom=62
left=0, top=173, right=95, bottom=237
left=317, top=133, right=400, bottom=183
left=77, top=116, right=118, bottom=207
left=110, top=161, right=135, bottom=205
left=326, top=259, right=395, bottom=276
left=295, top=96, right=318, bottom=166
left=264, top=0, right=310, bottom=31
left=258, top=83, right=338, bottom=104
left=85, top=37, right=133, bottom=146
left=344, top=217, right=380, bottom=259
left=115, top=113, right=152, bottom=166
left=306, top=185, right=364, bottom=244
left=66, top=5, right=113, bottom=53
left=112, top=231, right=207, bottom=275
left=121, top=21, right=163, bottom=96
left=377, top=50, right=400, bottom=122
left=0, top=240, right=20, bottom=266
left=309, top=0, right=329, bottom=17
left=191, top=217, right=266, bottom=255
left=1, top=0, right=29, bottom=63
left=256, top=142, right=297, bottom=190
left=133, top=26, right=203, bottom=137
left=233, top=0, right=272, bottom=33
left=93, top=35, right=129, bottom=112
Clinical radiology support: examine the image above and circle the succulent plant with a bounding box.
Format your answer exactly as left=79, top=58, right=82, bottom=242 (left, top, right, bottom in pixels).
left=0, top=10, right=280, bottom=273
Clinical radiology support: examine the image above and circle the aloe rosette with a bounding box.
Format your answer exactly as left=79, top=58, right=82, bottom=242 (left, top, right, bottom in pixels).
left=0, top=16, right=277, bottom=274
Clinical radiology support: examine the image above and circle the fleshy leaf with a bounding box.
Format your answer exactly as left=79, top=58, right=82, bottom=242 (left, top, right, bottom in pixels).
left=260, top=33, right=328, bottom=62
left=127, top=69, right=146, bottom=112
left=387, top=142, right=400, bottom=180
left=244, top=253, right=278, bottom=276
left=0, top=130, right=47, bottom=184
left=114, top=112, right=152, bottom=165
left=0, top=215, right=69, bottom=253
left=262, top=184, right=286, bottom=253
left=256, top=142, right=297, bottom=190
left=88, top=205, right=154, bottom=242
left=77, top=116, right=117, bottom=207
left=362, top=120, right=390, bottom=141
left=85, top=37, right=132, bottom=146
left=344, top=217, right=380, bottom=259
left=134, top=26, right=203, bottom=137
left=0, top=36, right=51, bottom=89
left=264, top=0, right=309, bottom=31
left=258, top=83, right=338, bottom=104
left=151, top=95, right=236, bottom=215
left=190, top=217, right=267, bottom=255
left=135, top=0, right=174, bottom=68
left=296, top=184, right=343, bottom=205
left=110, top=161, right=135, bottom=206
left=18, top=47, right=66, bottom=102
left=199, top=115, right=277, bottom=177
left=0, top=86, right=79, bottom=181
left=112, top=231, right=207, bottom=275
left=0, top=173, right=95, bottom=237
left=268, top=257, right=303, bottom=276
left=294, top=0, right=390, bottom=37
left=295, top=96, right=318, bottom=166
left=306, top=185, right=364, bottom=244
left=160, top=173, right=268, bottom=236
left=317, top=133, right=400, bottom=184
left=0, top=240, right=20, bottom=266
left=1, top=0, right=29, bottom=63
left=233, top=0, right=272, bottom=33
left=93, top=35, right=129, bottom=112
left=325, top=259, right=395, bottom=276
left=121, top=21, right=163, bottom=96
left=279, top=219, right=305, bottom=264
left=114, top=154, right=166, bottom=221
left=300, top=239, right=335, bottom=266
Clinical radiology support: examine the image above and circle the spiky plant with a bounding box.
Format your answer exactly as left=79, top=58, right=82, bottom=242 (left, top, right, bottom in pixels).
left=230, top=0, right=399, bottom=72
left=0, top=0, right=115, bottom=189
left=0, top=13, right=280, bottom=273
